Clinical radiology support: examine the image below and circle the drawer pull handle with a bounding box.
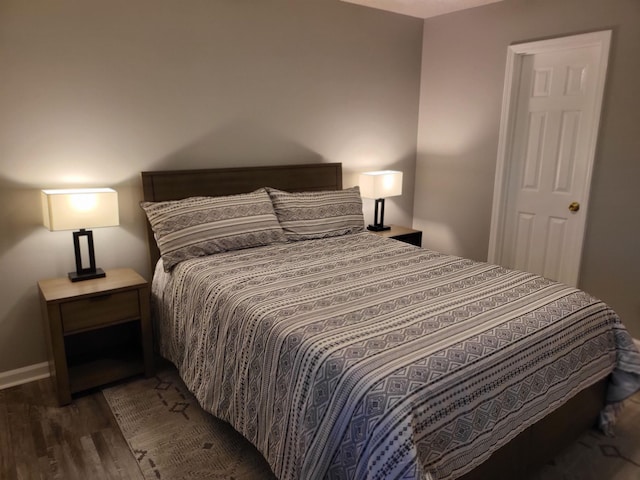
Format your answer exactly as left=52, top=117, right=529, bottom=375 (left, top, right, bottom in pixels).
left=89, top=294, right=112, bottom=302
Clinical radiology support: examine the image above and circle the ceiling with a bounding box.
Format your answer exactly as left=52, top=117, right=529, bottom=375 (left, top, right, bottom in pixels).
left=340, top=0, right=504, bottom=19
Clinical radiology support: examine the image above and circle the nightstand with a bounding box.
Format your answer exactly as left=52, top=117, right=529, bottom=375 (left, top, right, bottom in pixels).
left=38, top=268, right=154, bottom=405
left=370, top=225, right=422, bottom=247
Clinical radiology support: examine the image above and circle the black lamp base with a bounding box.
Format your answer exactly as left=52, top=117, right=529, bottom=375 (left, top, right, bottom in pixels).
left=368, top=198, right=391, bottom=232
left=69, top=268, right=106, bottom=282
left=69, top=228, right=106, bottom=282
left=367, top=224, right=391, bottom=232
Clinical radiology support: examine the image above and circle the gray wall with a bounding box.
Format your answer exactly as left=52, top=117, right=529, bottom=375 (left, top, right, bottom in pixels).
left=414, top=0, right=640, bottom=337
left=0, top=0, right=423, bottom=373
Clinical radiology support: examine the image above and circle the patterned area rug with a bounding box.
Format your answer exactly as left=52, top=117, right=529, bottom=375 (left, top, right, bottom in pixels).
left=103, top=368, right=276, bottom=480
left=103, top=367, right=640, bottom=480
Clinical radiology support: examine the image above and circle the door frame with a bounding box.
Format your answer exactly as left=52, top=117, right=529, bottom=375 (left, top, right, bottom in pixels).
left=487, top=30, right=611, bottom=286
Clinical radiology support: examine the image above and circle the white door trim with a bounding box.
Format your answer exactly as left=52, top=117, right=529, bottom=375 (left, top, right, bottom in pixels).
left=488, top=30, right=611, bottom=285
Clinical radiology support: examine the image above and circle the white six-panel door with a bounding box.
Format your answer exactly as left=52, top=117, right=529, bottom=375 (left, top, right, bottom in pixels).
left=488, top=31, right=611, bottom=287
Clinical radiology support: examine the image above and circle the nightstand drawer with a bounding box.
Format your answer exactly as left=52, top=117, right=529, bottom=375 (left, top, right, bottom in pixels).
left=61, top=290, right=140, bottom=333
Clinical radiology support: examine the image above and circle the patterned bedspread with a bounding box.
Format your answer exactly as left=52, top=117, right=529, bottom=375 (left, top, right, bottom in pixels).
left=152, top=232, right=640, bottom=480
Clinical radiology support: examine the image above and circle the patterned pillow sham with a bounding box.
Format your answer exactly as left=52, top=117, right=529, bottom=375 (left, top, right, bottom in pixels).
left=267, top=187, right=365, bottom=241
left=141, top=189, right=286, bottom=270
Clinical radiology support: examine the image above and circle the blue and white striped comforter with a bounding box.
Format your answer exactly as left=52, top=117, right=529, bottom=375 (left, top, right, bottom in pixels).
left=152, top=232, right=640, bottom=480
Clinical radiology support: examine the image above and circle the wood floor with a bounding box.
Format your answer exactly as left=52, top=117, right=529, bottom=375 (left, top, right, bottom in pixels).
left=3, top=375, right=639, bottom=480
left=0, top=377, right=144, bottom=480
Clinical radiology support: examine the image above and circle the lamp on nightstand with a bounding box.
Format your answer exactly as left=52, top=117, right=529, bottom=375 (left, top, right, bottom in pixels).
left=359, top=170, right=403, bottom=232
left=41, top=188, right=119, bottom=282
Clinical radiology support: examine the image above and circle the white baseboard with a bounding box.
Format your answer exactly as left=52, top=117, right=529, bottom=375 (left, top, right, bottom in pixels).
left=0, top=362, right=50, bottom=390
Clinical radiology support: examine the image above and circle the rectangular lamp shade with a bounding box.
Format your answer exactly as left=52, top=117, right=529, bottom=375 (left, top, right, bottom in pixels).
left=359, top=170, right=403, bottom=199
left=41, top=188, right=119, bottom=231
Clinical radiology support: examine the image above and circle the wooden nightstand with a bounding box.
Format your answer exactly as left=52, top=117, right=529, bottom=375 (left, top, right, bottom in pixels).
left=370, top=225, right=422, bottom=247
left=38, top=268, right=154, bottom=405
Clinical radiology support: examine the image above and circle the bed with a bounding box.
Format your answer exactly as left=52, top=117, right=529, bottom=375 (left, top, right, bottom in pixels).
left=141, top=162, right=640, bottom=480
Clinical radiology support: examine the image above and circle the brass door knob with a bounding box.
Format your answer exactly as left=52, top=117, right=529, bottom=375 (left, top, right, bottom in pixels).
left=568, top=201, right=580, bottom=212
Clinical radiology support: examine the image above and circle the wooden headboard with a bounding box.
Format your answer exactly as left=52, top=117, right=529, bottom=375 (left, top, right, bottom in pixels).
left=141, top=162, right=343, bottom=270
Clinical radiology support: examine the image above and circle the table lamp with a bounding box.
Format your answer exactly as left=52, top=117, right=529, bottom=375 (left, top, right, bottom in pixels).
left=41, top=188, right=119, bottom=282
left=359, top=170, right=403, bottom=231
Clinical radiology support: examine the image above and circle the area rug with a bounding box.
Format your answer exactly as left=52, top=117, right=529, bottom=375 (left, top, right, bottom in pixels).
left=102, top=368, right=276, bottom=479
left=103, top=367, right=640, bottom=480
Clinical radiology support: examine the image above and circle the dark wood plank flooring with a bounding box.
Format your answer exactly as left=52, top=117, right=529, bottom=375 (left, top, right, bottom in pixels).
left=0, top=377, right=144, bottom=480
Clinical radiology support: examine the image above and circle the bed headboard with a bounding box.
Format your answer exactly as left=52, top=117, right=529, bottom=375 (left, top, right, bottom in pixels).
left=141, top=162, right=343, bottom=270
